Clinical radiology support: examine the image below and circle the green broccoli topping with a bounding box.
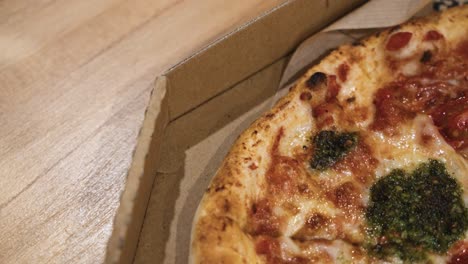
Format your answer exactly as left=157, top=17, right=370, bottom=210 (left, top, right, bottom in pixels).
left=310, top=130, right=358, bottom=170
left=366, top=160, right=468, bottom=262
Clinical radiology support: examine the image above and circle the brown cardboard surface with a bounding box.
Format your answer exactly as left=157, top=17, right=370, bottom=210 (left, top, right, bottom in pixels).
left=105, top=0, right=366, bottom=263
left=106, top=78, right=169, bottom=264
left=166, top=0, right=365, bottom=120
left=142, top=94, right=271, bottom=264
left=134, top=56, right=288, bottom=263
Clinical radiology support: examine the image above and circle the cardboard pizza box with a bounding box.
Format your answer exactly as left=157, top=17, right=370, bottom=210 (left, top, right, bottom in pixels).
left=104, top=0, right=367, bottom=263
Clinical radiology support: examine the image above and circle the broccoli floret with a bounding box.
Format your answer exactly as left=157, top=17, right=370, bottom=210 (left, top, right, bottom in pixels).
left=366, top=160, right=468, bottom=262
left=310, top=130, right=358, bottom=170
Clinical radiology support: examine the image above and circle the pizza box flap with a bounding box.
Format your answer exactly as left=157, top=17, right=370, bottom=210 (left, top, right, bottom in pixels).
left=105, top=0, right=366, bottom=263
left=162, top=0, right=365, bottom=121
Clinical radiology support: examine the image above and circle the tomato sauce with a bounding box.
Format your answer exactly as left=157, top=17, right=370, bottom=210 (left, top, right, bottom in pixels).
left=334, top=142, right=378, bottom=185
left=449, top=241, right=468, bottom=264
left=430, top=96, right=468, bottom=151
left=327, top=182, right=361, bottom=214
left=424, top=30, right=444, bottom=41
left=326, top=75, right=341, bottom=101
left=386, top=32, right=412, bottom=51
left=266, top=127, right=302, bottom=194
left=338, top=63, right=350, bottom=82
left=250, top=199, right=279, bottom=236
left=373, top=41, right=468, bottom=152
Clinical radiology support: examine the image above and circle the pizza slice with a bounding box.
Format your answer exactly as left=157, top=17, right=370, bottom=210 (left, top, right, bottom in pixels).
left=191, top=5, right=468, bottom=263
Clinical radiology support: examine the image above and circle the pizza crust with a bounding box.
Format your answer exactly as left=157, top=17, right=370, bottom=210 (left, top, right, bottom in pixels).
left=191, top=6, right=468, bottom=263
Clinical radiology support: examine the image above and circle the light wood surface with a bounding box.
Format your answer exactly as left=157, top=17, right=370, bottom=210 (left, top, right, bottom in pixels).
left=0, top=0, right=286, bottom=263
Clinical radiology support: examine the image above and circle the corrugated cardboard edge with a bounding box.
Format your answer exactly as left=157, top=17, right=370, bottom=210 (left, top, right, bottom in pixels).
left=105, top=77, right=168, bottom=264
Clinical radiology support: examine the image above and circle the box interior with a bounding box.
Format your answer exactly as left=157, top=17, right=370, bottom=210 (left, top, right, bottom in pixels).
left=105, top=0, right=367, bottom=263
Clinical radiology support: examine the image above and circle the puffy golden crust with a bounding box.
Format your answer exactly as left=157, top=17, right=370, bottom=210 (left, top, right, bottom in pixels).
left=191, top=216, right=259, bottom=264
left=191, top=6, right=468, bottom=264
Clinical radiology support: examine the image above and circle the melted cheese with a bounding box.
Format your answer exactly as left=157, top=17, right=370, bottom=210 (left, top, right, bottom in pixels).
left=241, top=7, right=468, bottom=264
left=282, top=200, right=340, bottom=238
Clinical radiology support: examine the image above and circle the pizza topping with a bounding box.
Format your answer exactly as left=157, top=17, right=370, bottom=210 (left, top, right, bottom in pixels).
left=456, top=39, right=468, bottom=59
left=250, top=199, right=280, bottom=236
left=366, top=160, right=468, bottom=261
left=337, top=63, right=349, bottom=82
left=256, top=236, right=309, bottom=263
left=267, top=155, right=301, bottom=194
left=372, top=73, right=466, bottom=140
left=299, top=92, right=312, bottom=101
left=306, top=72, right=327, bottom=88
left=267, top=128, right=302, bottom=194
left=385, top=32, right=412, bottom=51
left=430, top=96, right=468, bottom=153
left=424, top=30, right=444, bottom=41
left=327, top=182, right=362, bottom=214
left=310, top=130, right=358, bottom=171
left=333, top=142, right=378, bottom=185
left=249, top=163, right=258, bottom=170
left=449, top=241, right=468, bottom=264
left=312, top=102, right=339, bottom=129
left=256, top=236, right=281, bottom=262
left=326, top=75, right=341, bottom=101
left=292, top=213, right=336, bottom=241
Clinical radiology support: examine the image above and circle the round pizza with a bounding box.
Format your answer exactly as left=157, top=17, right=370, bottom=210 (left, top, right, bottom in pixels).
left=191, top=5, right=468, bottom=263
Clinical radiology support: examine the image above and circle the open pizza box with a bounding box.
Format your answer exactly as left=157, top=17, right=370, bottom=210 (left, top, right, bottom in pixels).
left=104, top=0, right=435, bottom=263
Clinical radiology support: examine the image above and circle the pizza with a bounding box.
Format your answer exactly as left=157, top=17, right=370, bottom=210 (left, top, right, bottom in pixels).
left=191, top=5, right=468, bottom=263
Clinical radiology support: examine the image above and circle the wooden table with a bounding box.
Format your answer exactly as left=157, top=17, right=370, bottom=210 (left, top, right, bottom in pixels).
left=0, top=0, right=285, bottom=262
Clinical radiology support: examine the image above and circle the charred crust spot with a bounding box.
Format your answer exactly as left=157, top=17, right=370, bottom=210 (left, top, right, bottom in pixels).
left=223, top=199, right=230, bottom=212
left=279, top=101, right=290, bottom=110
left=221, top=222, right=227, bottom=231
left=300, top=91, right=312, bottom=101
left=306, top=72, right=327, bottom=88
left=215, top=185, right=226, bottom=192
left=252, top=140, right=262, bottom=147
left=352, top=41, right=364, bottom=46
left=265, top=113, right=274, bottom=118
left=346, top=97, right=356, bottom=103
left=420, top=50, right=432, bottom=63
left=251, top=203, right=257, bottom=214
left=252, top=130, right=258, bottom=135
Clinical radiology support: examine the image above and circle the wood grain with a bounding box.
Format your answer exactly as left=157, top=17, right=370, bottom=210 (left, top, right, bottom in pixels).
left=0, top=0, right=286, bottom=263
